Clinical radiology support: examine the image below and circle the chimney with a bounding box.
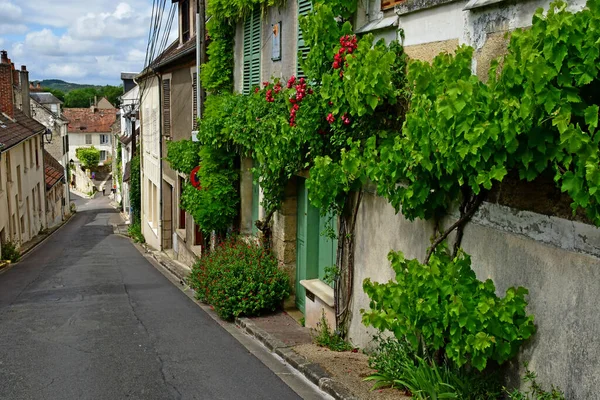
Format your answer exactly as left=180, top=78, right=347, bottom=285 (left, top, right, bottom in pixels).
left=37, top=82, right=41, bottom=89
left=20, top=66, right=30, bottom=117
left=29, top=82, right=34, bottom=90
left=0, top=50, right=14, bottom=118
left=11, top=63, right=19, bottom=87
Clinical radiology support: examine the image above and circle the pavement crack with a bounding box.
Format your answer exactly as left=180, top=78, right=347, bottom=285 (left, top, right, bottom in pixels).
left=122, top=282, right=182, bottom=400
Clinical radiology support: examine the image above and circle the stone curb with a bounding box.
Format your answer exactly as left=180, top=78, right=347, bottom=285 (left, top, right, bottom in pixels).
left=235, top=317, right=360, bottom=400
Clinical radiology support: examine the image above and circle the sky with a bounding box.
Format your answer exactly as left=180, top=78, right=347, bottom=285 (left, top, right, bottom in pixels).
left=0, top=0, right=177, bottom=86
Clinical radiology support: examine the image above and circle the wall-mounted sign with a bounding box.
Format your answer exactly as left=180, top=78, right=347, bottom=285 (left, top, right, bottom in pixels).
left=272, top=22, right=282, bottom=61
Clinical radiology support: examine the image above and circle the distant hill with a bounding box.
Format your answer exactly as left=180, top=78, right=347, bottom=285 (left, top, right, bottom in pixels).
left=31, top=79, right=104, bottom=93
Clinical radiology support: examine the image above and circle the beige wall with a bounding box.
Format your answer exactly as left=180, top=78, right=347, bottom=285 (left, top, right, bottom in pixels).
left=1, top=137, right=46, bottom=246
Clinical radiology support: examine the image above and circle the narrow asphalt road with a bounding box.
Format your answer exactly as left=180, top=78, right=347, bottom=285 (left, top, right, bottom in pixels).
left=0, top=194, right=304, bottom=399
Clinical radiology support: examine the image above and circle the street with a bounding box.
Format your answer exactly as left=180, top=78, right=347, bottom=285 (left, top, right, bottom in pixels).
left=0, top=194, right=304, bottom=399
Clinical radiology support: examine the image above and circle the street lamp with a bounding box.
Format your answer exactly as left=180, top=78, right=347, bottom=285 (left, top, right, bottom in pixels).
left=44, top=128, right=53, bottom=144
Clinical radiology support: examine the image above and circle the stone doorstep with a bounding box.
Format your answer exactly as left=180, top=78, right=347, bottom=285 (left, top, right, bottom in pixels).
left=150, top=251, right=192, bottom=284
left=235, top=317, right=360, bottom=400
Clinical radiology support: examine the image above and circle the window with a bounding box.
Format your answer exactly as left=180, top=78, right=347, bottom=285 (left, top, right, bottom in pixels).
left=162, top=79, right=171, bottom=137
left=181, top=0, right=190, bottom=42
left=63, top=136, right=69, bottom=155
left=17, top=165, right=22, bottom=202
left=32, top=188, right=36, bottom=213
left=37, top=183, right=41, bottom=212
left=242, top=8, right=261, bottom=94
left=100, top=134, right=109, bottom=144
left=34, top=137, right=39, bottom=168
left=29, top=140, right=34, bottom=167
left=23, top=143, right=27, bottom=170
left=85, top=134, right=92, bottom=145
left=381, top=0, right=405, bottom=10
left=297, top=0, right=312, bottom=78
left=5, top=153, right=11, bottom=182
left=100, top=151, right=107, bottom=161
left=192, top=72, right=198, bottom=128
left=179, top=176, right=186, bottom=229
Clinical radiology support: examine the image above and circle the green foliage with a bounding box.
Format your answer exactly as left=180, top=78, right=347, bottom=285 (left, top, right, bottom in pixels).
left=64, top=85, right=122, bottom=108
left=188, top=236, right=291, bottom=320
left=1, top=241, right=20, bottom=263
left=130, top=152, right=141, bottom=224
left=46, top=88, right=65, bottom=102
left=313, top=312, right=353, bottom=352
left=76, top=146, right=100, bottom=170
left=362, top=245, right=536, bottom=371
left=202, top=18, right=235, bottom=93
left=506, top=363, right=565, bottom=400
left=127, top=222, right=145, bottom=244
left=166, top=140, right=201, bottom=175
left=366, top=336, right=502, bottom=399
left=170, top=143, right=239, bottom=234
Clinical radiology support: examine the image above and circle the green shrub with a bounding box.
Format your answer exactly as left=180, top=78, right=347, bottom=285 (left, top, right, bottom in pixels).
left=366, top=336, right=502, bottom=399
left=506, top=363, right=565, bottom=400
left=75, top=146, right=100, bottom=170
left=313, top=312, right=353, bottom=352
left=362, top=245, right=536, bottom=371
left=127, top=222, right=145, bottom=244
left=1, top=241, right=20, bottom=263
left=188, top=237, right=290, bottom=320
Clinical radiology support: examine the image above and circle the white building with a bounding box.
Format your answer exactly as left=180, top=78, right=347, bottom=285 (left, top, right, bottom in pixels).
left=117, top=82, right=139, bottom=220
left=63, top=102, right=117, bottom=167
left=136, top=73, right=161, bottom=250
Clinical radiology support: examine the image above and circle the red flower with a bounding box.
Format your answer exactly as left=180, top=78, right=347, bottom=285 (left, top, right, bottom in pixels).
left=287, top=75, right=296, bottom=89
left=263, top=81, right=270, bottom=88
left=254, top=87, right=260, bottom=94
left=326, top=113, right=335, bottom=124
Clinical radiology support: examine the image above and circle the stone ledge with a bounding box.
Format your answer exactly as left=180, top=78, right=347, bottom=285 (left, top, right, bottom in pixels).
left=236, top=316, right=358, bottom=400
left=300, top=279, right=335, bottom=307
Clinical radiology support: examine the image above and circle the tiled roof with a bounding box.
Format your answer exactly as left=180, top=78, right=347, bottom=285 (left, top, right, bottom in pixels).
left=138, top=38, right=196, bottom=79
left=30, top=92, right=63, bottom=105
left=63, top=107, right=117, bottom=133
left=0, top=109, right=46, bottom=152
left=43, top=149, right=65, bottom=190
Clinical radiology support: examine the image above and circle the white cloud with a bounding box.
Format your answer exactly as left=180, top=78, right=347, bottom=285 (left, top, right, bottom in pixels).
left=45, top=63, right=87, bottom=79
left=1, top=0, right=178, bottom=85
left=0, top=23, right=28, bottom=35
left=70, top=2, right=150, bottom=40
left=0, top=1, right=22, bottom=22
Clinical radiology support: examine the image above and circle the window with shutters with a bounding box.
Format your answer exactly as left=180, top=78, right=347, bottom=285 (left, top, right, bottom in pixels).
left=381, top=0, right=405, bottom=10
left=181, top=0, right=190, bottom=42
left=192, top=72, right=197, bottom=128
left=297, top=0, right=312, bottom=78
left=163, top=79, right=171, bottom=137
left=242, top=8, right=261, bottom=94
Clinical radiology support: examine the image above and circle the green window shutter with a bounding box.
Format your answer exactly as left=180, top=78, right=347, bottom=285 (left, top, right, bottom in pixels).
left=297, top=0, right=312, bottom=78
left=243, top=8, right=261, bottom=94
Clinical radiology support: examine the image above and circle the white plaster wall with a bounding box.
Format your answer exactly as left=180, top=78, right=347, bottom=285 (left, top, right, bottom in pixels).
left=398, top=1, right=466, bottom=46
left=139, top=76, right=161, bottom=251
left=68, top=132, right=113, bottom=166
left=0, top=154, right=10, bottom=250
left=350, top=192, right=600, bottom=399
left=397, top=0, right=587, bottom=49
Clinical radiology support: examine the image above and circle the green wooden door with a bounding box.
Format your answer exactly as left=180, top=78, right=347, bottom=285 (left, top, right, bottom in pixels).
left=296, top=178, right=319, bottom=313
